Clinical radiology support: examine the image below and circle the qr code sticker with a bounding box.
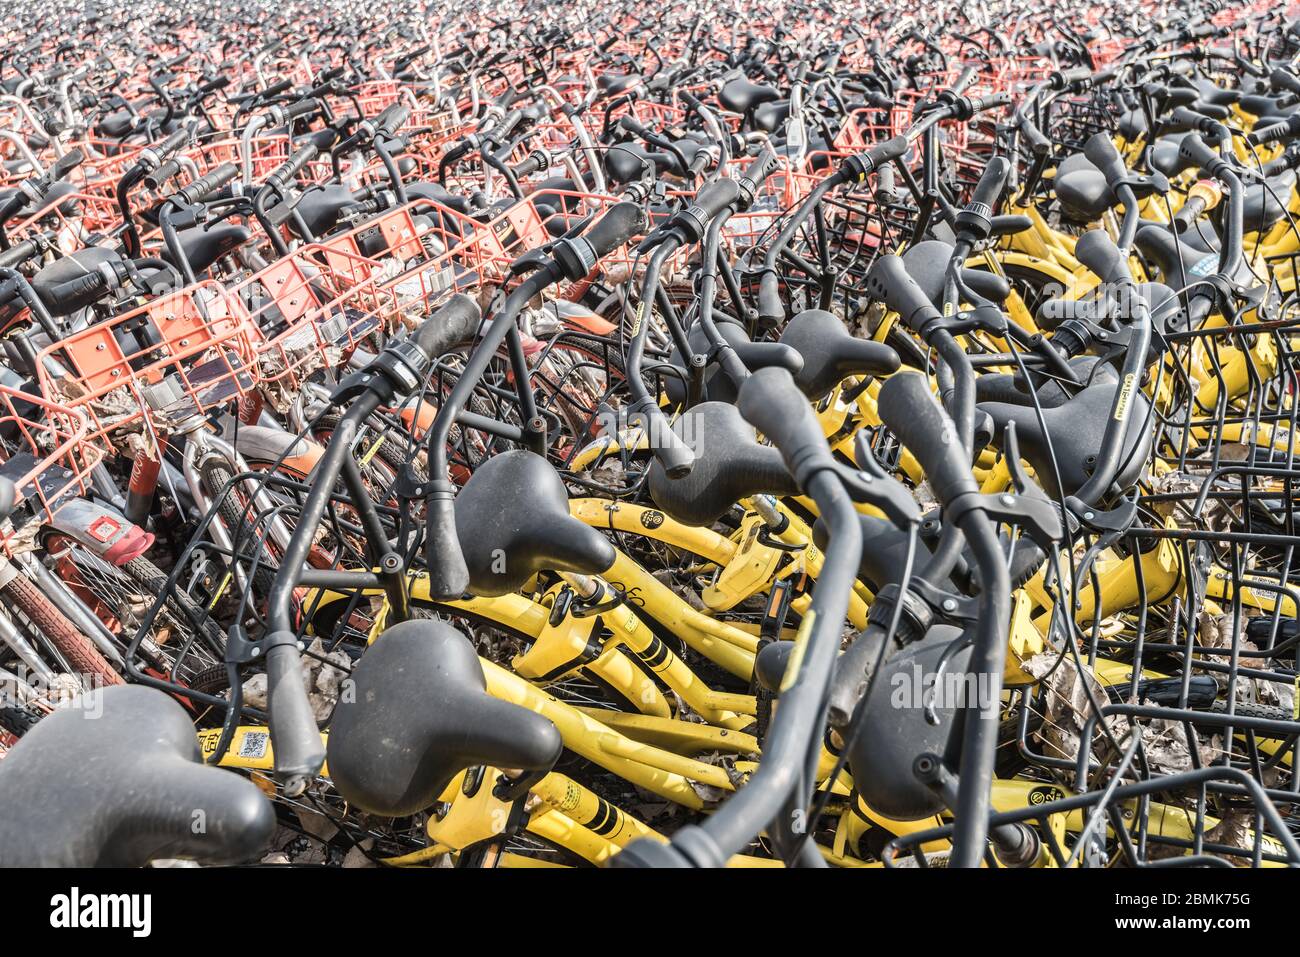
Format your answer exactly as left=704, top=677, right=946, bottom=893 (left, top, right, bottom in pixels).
left=239, top=731, right=270, bottom=759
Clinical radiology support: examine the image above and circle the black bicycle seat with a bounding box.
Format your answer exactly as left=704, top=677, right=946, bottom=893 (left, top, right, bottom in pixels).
left=980, top=374, right=1153, bottom=500
left=31, top=246, right=122, bottom=314
left=899, top=240, right=1012, bottom=305
left=648, top=400, right=797, bottom=526
left=813, top=510, right=934, bottom=591
left=1243, top=170, right=1295, bottom=234
left=597, top=73, right=641, bottom=98
left=754, top=99, right=792, bottom=132
left=291, top=183, right=359, bottom=237
left=1053, top=151, right=1114, bottom=222
left=847, top=624, right=971, bottom=821
left=778, top=308, right=900, bottom=398
left=666, top=320, right=803, bottom=405
left=454, top=449, right=615, bottom=596
left=718, top=78, right=782, bottom=115
left=165, top=222, right=252, bottom=275
left=1036, top=281, right=1188, bottom=336
left=605, top=141, right=676, bottom=184
left=0, top=685, right=274, bottom=865
left=975, top=356, right=1105, bottom=408
left=326, top=619, right=563, bottom=817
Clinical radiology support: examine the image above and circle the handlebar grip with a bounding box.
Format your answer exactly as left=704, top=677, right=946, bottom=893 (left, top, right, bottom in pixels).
left=1051, top=66, right=1092, bottom=89
left=47, top=270, right=106, bottom=308
left=412, top=293, right=482, bottom=360
left=152, top=126, right=192, bottom=161
left=174, top=162, right=239, bottom=204
left=1074, top=229, right=1131, bottom=286
left=374, top=103, right=410, bottom=135
left=425, top=488, right=470, bottom=600
left=827, top=624, right=888, bottom=727
left=265, top=640, right=326, bottom=794
left=49, top=148, right=84, bottom=183
left=742, top=146, right=778, bottom=185
left=1172, top=194, right=1208, bottom=233
left=143, top=157, right=184, bottom=192
left=1271, top=67, right=1300, bottom=96
left=756, top=270, right=785, bottom=325
left=840, top=135, right=909, bottom=182
left=1246, top=114, right=1300, bottom=147
left=266, top=144, right=319, bottom=190
left=1177, top=132, right=1224, bottom=175
left=963, top=92, right=1012, bottom=116
left=736, top=367, right=834, bottom=488
left=969, top=154, right=1011, bottom=211
left=864, top=254, right=940, bottom=335
left=1082, top=131, right=1128, bottom=187
left=1018, top=115, right=1051, bottom=154
left=685, top=177, right=742, bottom=224
left=282, top=97, right=321, bottom=122
left=876, top=371, right=976, bottom=505
left=581, top=201, right=647, bottom=260
left=257, top=78, right=293, bottom=100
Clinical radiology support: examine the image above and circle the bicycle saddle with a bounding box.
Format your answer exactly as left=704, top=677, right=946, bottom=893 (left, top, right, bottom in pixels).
left=1036, top=281, right=1187, bottom=336
left=813, top=511, right=935, bottom=592
left=979, top=374, right=1153, bottom=500
left=718, top=77, right=782, bottom=115
left=666, top=320, right=803, bottom=405
left=1242, top=170, right=1295, bottom=234
left=291, top=183, right=359, bottom=237
left=648, top=401, right=798, bottom=526
left=31, top=246, right=122, bottom=314
left=0, top=685, right=274, bottom=866
left=899, top=240, right=1012, bottom=305
left=975, top=356, right=1105, bottom=408
left=846, top=624, right=973, bottom=821
left=776, top=308, right=900, bottom=398
left=754, top=99, right=792, bottom=133
left=597, top=72, right=641, bottom=97
left=96, top=110, right=135, bottom=139
left=1053, top=151, right=1115, bottom=223
left=166, top=223, right=253, bottom=275
left=605, top=142, right=676, bottom=184
left=453, top=449, right=615, bottom=596
left=326, top=619, right=564, bottom=817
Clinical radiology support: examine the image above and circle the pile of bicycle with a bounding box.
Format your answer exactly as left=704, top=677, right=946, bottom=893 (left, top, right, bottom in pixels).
left=0, top=0, right=1297, bottom=869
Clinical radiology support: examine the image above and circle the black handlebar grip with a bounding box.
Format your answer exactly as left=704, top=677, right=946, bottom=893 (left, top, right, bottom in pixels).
left=282, top=97, right=321, bottom=121
left=841, top=135, right=909, bottom=182
left=49, top=149, right=84, bottom=183
left=1246, top=114, right=1300, bottom=147
left=876, top=371, right=976, bottom=506
left=266, top=145, right=319, bottom=190
left=48, top=270, right=107, bottom=308
left=689, top=177, right=742, bottom=221
left=963, top=92, right=1012, bottom=117
left=266, top=639, right=326, bottom=793
left=865, top=254, right=940, bottom=335
left=736, top=367, right=834, bottom=489
left=1051, top=65, right=1092, bottom=89
left=1019, top=115, right=1051, bottom=154
left=969, top=154, right=1011, bottom=212
left=152, top=126, right=192, bottom=161
left=175, top=162, right=240, bottom=205
left=1074, top=229, right=1131, bottom=286
left=143, top=157, right=184, bottom=192
left=258, top=78, right=293, bottom=100
left=1173, top=194, right=1208, bottom=233
left=737, top=146, right=778, bottom=206
left=374, top=103, right=410, bottom=135
left=1177, top=132, right=1224, bottom=175
left=412, top=293, right=482, bottom=360
left=1082, top=131, right=1128, bottom=187
left=1168, top=105, right=1215, bottom=132
left=582, top=201, right=647, bottom=260
left=1271, top=67, right=1300, bottom=96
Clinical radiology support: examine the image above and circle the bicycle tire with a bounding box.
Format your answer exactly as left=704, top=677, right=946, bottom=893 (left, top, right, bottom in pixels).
left=0, top=575, right=122, bottom=686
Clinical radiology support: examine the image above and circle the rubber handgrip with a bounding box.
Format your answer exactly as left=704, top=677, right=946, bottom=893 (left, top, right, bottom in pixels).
left=153, top=126, right=192, bottom=160
left=266, top=145, right=319, bottom=189
left=374, top=103, right=410, bottom=135
left=144, top=158, right=183, bottom=191
left=258, top=78, right=293, bottom=100
left=864, top=254, right=940, bottom=335
left=1074, top=229, right=1130, bottom=286
left=581, top=201, right=647, bottom=260
left=1177, top=133, right=1222, bottom=174
left=757, top=271, right=785, bottom=324
left=1082, top=131, right=1128, bottom=187
left=741, top=145, right=778, bottom=185
left=424, top=492, right=470, bottom=600
left=412, top=293, right=482, bottom=360
left=969, top=155, right=1011, bottom=211
left=283, top=97, right=321, bottom=121
left=690, top=177, right=742, bottom=220
left=175, top=162, right=239, bottom=204
left=876, top=371, right=975, bottom=505
left=736, top=367, right=833, bottom=487
left=1172, top=195, right=1207, bottom=233
left=1272, top=68, right=1300, bottom=96
left=47, top=270, right=106, bottom=307
left=266, top=641, right=326, bottom=792
left=827, top=624, right=888, bottom=727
